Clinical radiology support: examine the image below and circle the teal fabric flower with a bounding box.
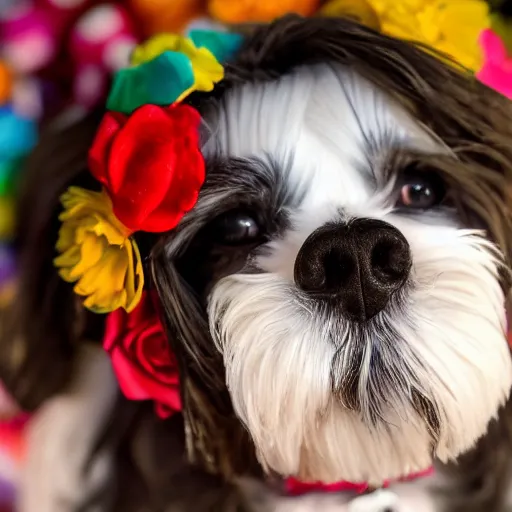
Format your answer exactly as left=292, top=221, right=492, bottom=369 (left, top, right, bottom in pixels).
left=106, top=30, right=243, bottom=115
left=189, top=30, right=243, bottom=62
left=107, top=51, right=195, bottom=115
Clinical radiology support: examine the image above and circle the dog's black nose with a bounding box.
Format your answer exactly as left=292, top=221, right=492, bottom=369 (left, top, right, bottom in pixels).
left=294, top=219, right=411, bottom=321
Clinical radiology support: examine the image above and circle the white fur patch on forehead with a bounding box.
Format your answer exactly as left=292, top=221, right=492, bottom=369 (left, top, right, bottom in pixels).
left=203, top=62, right=436, bottom=209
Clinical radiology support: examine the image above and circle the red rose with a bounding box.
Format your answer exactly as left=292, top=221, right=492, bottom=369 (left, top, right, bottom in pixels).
left=89, top=103, right=205, bottom=233
left=103, top=291, right=181, bottom=418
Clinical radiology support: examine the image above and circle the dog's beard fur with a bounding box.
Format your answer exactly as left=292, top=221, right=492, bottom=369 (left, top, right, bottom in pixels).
left=209, top=223, right=510, bottom=484
left=201, top=62, right=512, bottom=484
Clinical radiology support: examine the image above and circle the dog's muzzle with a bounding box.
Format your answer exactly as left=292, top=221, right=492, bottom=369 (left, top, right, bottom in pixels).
left=294, top=219, right=412, bottom=321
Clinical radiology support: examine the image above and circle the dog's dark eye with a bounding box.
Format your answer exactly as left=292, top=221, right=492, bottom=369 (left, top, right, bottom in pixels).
left=211, top=210, right=262, bottom=246
left=397, top=173, right=445, bottom=209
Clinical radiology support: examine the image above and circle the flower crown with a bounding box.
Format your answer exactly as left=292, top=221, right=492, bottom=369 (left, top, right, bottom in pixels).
left=53, top=29, right=242, bottom=418
left=54, top=30, right=242, bottom=315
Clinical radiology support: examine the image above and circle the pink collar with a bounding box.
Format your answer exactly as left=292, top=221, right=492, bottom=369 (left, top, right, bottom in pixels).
left=285, top=467, right=434, bottom=495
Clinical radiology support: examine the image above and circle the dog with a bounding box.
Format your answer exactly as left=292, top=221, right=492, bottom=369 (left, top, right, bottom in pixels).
left=1, top=14, right=512, bottom=512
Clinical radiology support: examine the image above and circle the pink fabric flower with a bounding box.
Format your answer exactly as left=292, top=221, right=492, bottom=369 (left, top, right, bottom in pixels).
left=477, top=29, right=512, bottom=98
left=103, top=291, right=181, bottom=418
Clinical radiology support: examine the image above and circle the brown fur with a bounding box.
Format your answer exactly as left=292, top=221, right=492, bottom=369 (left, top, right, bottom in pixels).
left=1, top=14, right=512, bottom=512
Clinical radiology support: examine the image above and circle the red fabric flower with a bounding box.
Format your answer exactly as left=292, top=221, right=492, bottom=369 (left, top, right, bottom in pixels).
left=103, top=291, right=181, bottom=418
left=89, top=103, right=205, bottom=233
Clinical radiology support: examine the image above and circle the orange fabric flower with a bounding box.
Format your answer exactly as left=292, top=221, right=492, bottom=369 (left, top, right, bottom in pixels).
left=208, top=0, right=320, bottom=23
left=129, top=0, right=206, bottom=35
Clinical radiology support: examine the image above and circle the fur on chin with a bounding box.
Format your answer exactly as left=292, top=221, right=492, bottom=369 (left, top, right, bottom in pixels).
left=208, top=226, right=512, bottom=485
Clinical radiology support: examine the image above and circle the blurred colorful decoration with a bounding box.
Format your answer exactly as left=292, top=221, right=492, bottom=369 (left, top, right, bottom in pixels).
left=1, top=0, right=86, bottom=75
left=319, top=0, right=381, bottom=29
left=0, top=106, right=37, bottom=161
left=491, top=11, right=512, bottom=54
left=479, top=0, right=512, bottom=97
left=0, top=62, right=12, bottom=106
left=320, top=0, right=492, bottom=71
left=207, top=0, right=321, bottom=23
left=0, top=63, right=37, bottom=318
left=0, top=199, right=14, bottom=240
left=0, top=246, right=16, bottom=308
left=489, top=0, right=512, bottom=52
left=478, top=28, right=512, bottom=97
left=0, top=384, right=20, bottom=424
left=0, top=160, right=20, bottom=198
left=128, top=0, right=206, bottom=35
left=0, top=411, right=29, bottom=511
left=69, top=3, right=138, bottom=109
left=0, top=0, right=140, bottom=116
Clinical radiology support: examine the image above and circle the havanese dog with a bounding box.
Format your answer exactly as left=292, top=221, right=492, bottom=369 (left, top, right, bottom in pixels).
left=1, top=13, right=512, bottom=512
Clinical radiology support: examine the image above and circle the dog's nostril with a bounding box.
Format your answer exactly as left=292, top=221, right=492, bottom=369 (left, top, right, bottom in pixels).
left=371, top=238, right=411, bottom=281
left=294, top=232, right=357, bottom=294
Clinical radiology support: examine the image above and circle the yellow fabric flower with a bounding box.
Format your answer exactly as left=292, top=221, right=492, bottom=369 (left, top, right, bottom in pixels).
left=130, top=33, right=224, bottom=101
left=319, top=0, right=381, bottom=31
left=54, top=187, right=144, bottom=314
left=365, top=0, right=490, bottom=71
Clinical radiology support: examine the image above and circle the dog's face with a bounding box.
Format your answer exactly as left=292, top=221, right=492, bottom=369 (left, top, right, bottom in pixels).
left=153, top=17, right=512, bottom=485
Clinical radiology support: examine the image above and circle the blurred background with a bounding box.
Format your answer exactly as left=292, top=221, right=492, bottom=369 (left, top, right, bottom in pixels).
left=0, top=0, right=511, bottom=509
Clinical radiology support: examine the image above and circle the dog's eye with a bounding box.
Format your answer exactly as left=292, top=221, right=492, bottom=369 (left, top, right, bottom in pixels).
left=397, top=174, right=445, bottom=209
left=211, top=210, right=262, bottom=246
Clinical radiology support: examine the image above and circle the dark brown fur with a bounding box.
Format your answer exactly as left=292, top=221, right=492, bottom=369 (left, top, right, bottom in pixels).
left=2, top=14, right=512, bottom=512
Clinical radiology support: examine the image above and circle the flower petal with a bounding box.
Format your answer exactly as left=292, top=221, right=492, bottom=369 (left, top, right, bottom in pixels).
left=189, top=46, right=224, bottom=92
left=106, top=51, right=195, bottom=115
left=111, top=33, right=226, bottom=114
left=155, top=398, right=181, bottom=419
left=124, top=238, right=144, bottom=313
left=68, top=232, right=106, bottom=280
left=110, top=347, right=153, bottom=401
left=103, top=308, right=126, bottom=352
left=134, top=107, right=204, bottom=232
left=102, top=291, right=182, bottom=417
left=89, top=112, right=127, bottom=189
left=366, top=0, right=490, bottom=72
left=75, top=246, right=127, bottom=300
left=110, top=346, right=179, bottom=402
left=189, top=30, right=244, bottom=63
left=106, top=104, right=204, bottom=233
left=54, top=186, right=144, bottom=314
left=131, top=33, right=183, bottom=66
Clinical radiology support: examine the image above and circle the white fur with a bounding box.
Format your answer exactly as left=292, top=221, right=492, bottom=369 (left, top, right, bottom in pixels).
left=18, top=344, right=117, bottom=512
left=206, top=64, right=512, bottom=483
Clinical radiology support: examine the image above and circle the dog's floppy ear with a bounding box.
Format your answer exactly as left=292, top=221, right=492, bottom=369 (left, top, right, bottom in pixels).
left=221, top=14, right=512, bottom=267
left=150, top=246, right=261, bottom=479
left=0, top=111, right=104, bottom=410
